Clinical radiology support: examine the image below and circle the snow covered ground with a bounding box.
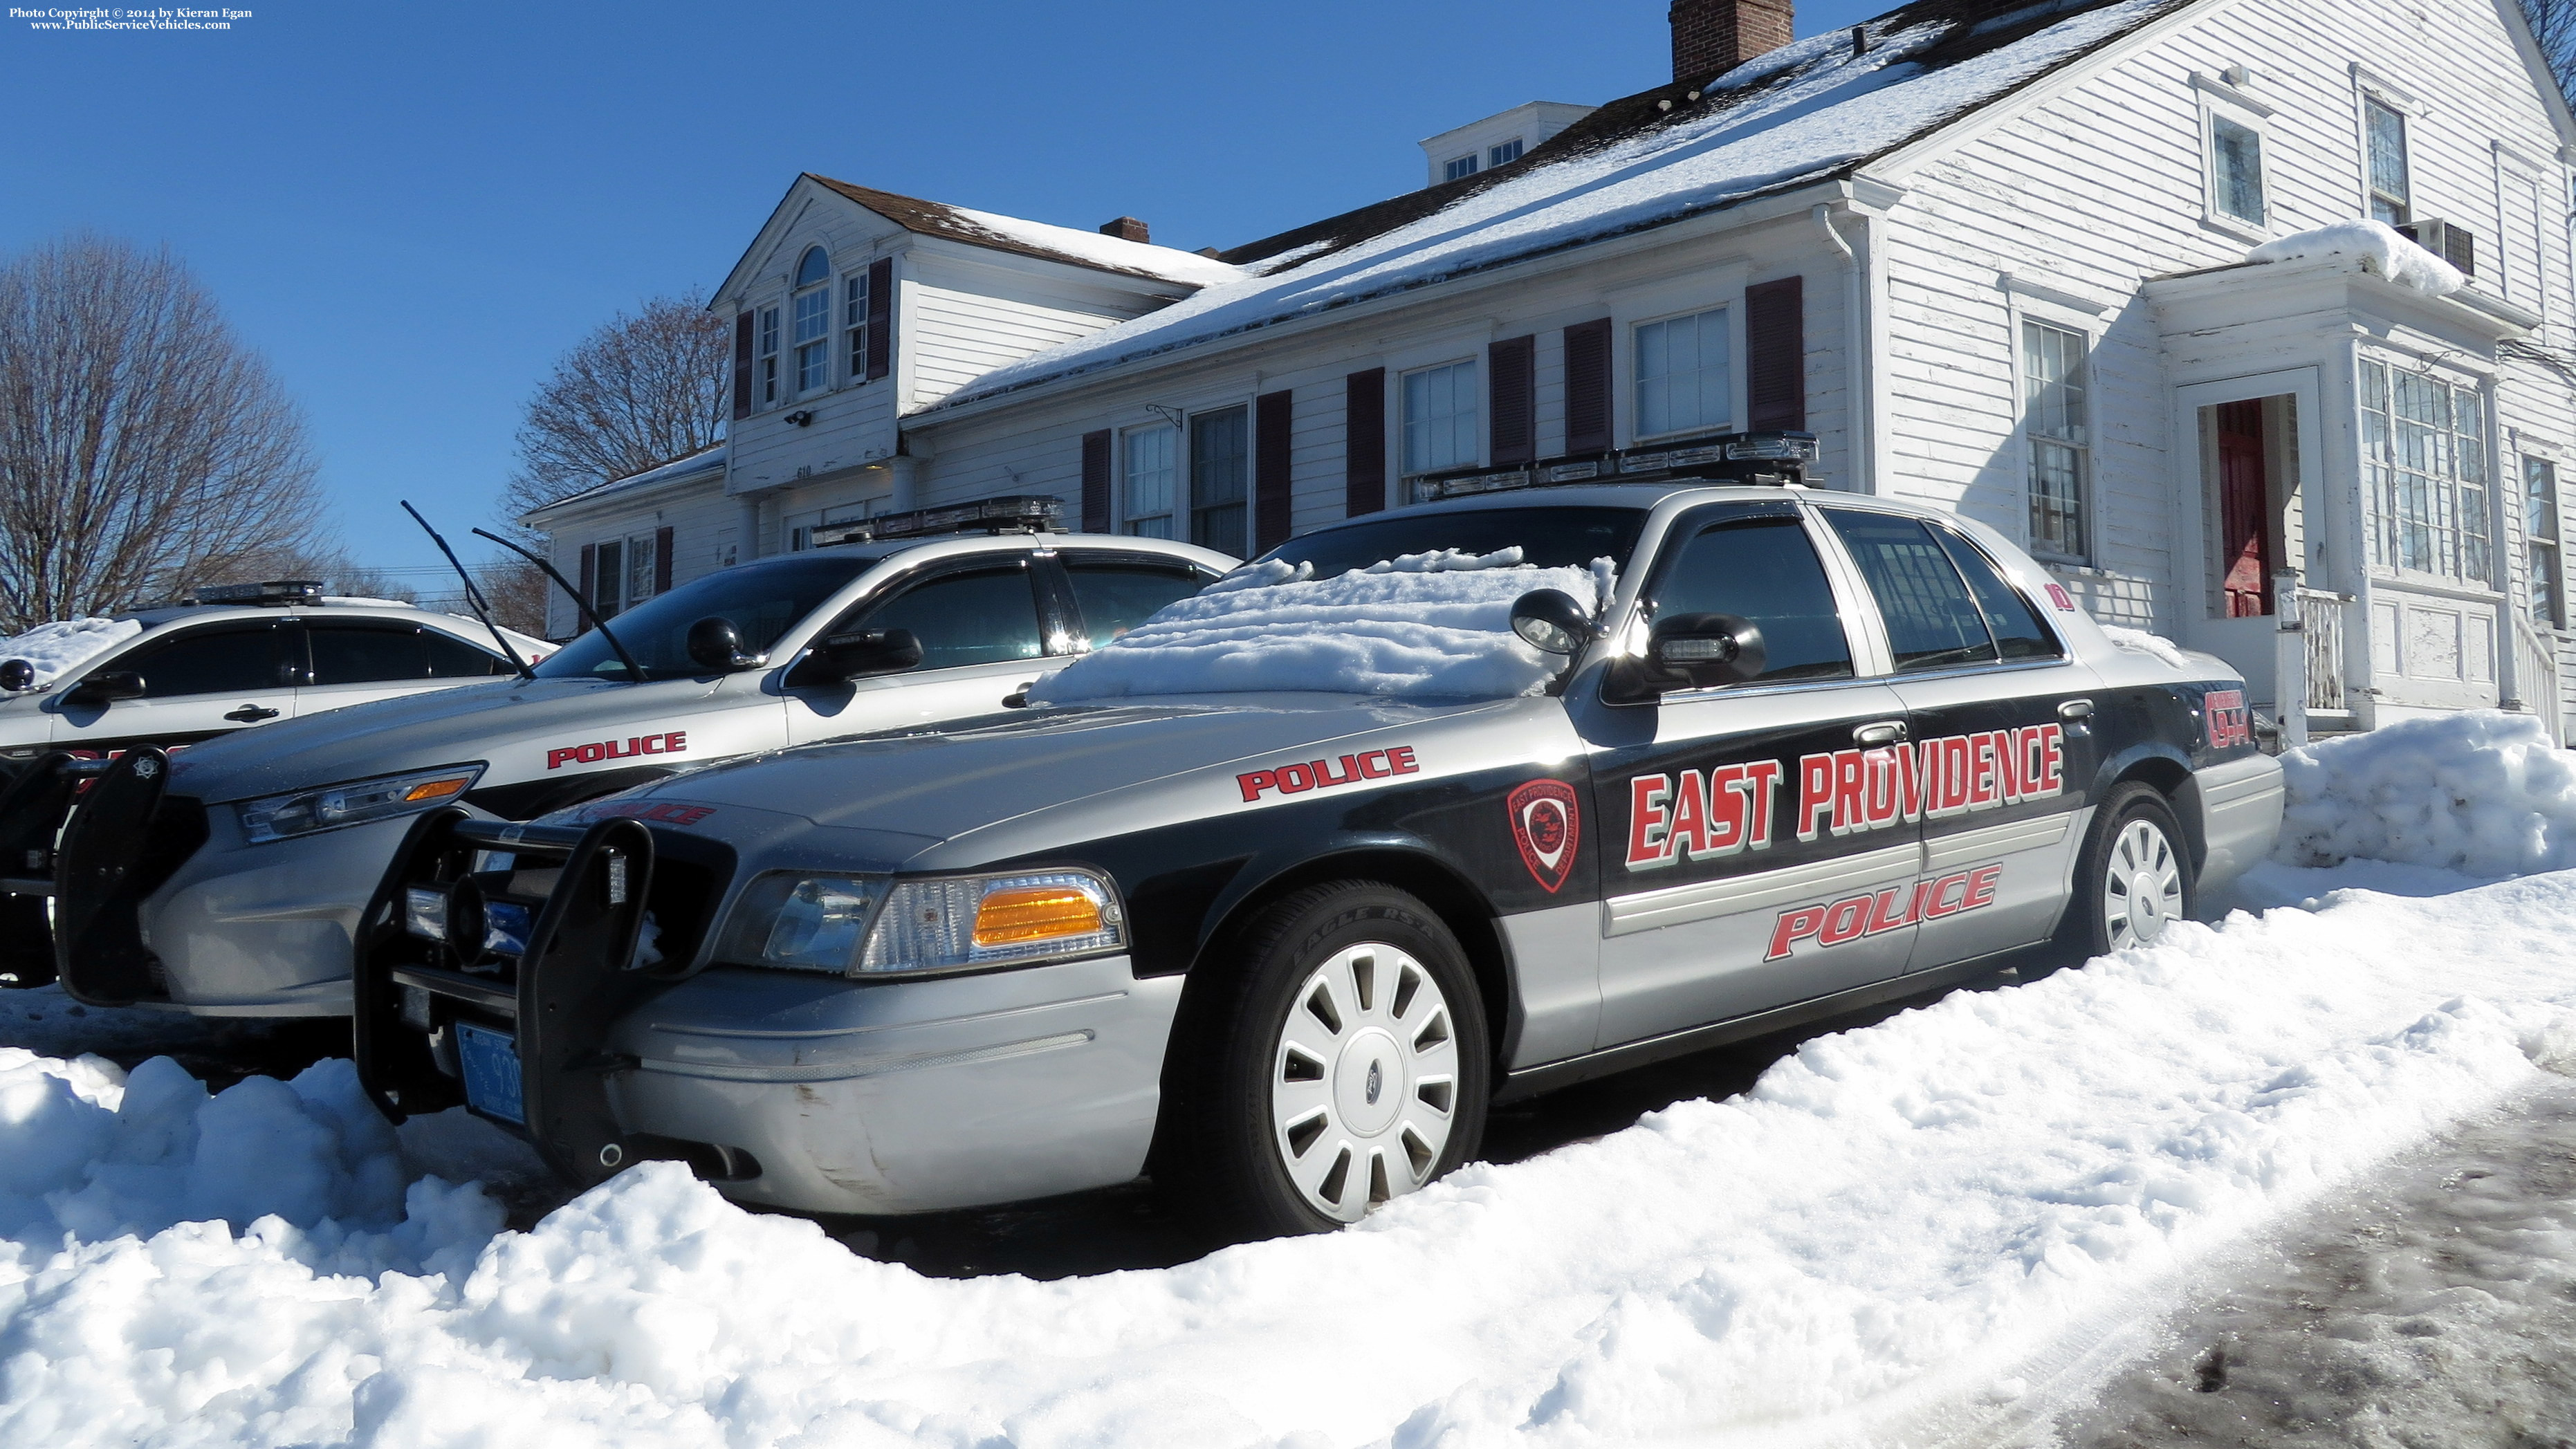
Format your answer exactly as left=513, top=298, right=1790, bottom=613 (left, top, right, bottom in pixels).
left=3, top=716, right=2574, bottom=1447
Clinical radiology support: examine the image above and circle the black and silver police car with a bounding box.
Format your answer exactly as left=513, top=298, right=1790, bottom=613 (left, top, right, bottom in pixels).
left=355, top=447, right=2283, bottom=1239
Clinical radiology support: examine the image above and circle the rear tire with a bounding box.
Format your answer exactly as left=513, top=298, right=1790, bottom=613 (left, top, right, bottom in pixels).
left=2063, top=782, right=2193, bottom=961
left=1161, top=881, right=1489, bottom=1241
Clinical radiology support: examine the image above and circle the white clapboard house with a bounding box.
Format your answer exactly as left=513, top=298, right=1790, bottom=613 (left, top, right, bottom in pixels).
left=526, top=0, right=2576, bottom=742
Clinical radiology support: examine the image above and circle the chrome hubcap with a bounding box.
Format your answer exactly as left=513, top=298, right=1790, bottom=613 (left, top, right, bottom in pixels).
left=1271, top=942, right=1458, bottom=1222
left=2104, top=818, right=2184, bottom=949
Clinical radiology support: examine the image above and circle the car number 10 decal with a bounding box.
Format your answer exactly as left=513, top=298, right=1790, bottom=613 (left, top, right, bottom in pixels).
left=1626, top=723, right=2067, bottom=871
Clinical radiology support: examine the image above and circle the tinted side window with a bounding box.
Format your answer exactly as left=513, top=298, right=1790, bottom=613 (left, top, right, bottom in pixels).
left=855, top=567, right=1044, bottom=670
left=1931, top=528, right=2061, bottom=661
left=115, top=625, right=285, bottom=698
left=424, top=629, right=512, bottom=677
left=1648, top=515, right=1853, bottom=683
left=1823, top=511, right=2000, bottom=672
left=309, top=623, right=428, bottom=684
left=1064, top=561, right=1205, bottom=649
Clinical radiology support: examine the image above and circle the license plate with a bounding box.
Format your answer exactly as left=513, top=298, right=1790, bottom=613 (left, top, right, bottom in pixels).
left=454, top=1022, right=524, bottom=1125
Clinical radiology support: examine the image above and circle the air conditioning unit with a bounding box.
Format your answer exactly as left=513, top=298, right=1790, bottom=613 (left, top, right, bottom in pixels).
left=2396, top=218, right=2476, bottom=277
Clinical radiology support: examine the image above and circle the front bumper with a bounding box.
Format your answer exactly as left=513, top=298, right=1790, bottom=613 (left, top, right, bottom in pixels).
left=356, top=813, right=1182, bottom=1216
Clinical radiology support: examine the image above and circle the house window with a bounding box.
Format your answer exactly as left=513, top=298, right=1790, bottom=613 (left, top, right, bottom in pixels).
left=1401, top=360, right=1480, bottom=476
left=2021, top=320, right=2091, bottom=561
left=1123, top=423, right=1179, bottom=539
left=1190, top=405, right=1249, bottom=552
left=592, top=539, right=623, bottom=620
left=2361, top=360, right=2490, bottom=580
left=2211, top=116, right=2265, bottom=224
left=845, top=273, right=870, bottom=382
left=1489, top=138, right=1524, bottom=167
left=627, top=531, right=658, bottom=605
left=2528, top=456, right=2563, bottom=627
left=1635, top=307, right=1732, bottom=439
left=2364, top=98, right=2411, bottom=224
left=756, top=306, right=781, bottom=409
left=793, top=248, right=832, bottom=394
left=1444, top=154, right=1479, bottom=182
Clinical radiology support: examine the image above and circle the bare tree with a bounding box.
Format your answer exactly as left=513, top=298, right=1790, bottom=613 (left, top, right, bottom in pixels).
left=471, top=557, right=550, bottom=637
left=2529, top=0, right=2576, bottom=104
left=499, top=291, right=728, bottom=533
left=0, top=235, right=327, bottom=630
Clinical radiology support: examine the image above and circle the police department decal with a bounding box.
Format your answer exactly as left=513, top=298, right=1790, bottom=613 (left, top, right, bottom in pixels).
left=1506, top=779, right=1580, bottom=894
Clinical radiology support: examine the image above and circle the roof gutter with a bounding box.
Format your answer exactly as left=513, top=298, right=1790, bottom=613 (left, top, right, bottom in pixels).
left=906, top=176, right=1861, bottom=434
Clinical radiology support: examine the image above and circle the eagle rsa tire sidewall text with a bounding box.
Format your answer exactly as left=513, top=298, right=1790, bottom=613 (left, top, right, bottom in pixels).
left=2068, top=781, right=2194, bottom=960
left=1172, top=881, right=1490, bottom=1240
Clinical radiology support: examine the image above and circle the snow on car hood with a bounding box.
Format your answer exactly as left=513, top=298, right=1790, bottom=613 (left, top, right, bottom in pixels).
left=164, top=675, right=647, bottom=803
left=0, top=616, right=142, bottom=690
left=582, top=694, right=1516, bottom=852
left=1027, top=546, right=1614, bottom=705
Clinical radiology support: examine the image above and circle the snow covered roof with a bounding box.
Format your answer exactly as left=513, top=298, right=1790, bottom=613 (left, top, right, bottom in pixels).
left=930, top=0, right=2192, bottom=412
left=804, top=176, right=1246, bottom=290
left=519, top=443, right=726, bottom=524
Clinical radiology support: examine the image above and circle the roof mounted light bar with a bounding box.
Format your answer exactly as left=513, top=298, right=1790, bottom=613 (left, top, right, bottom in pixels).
left=810, top=495, right=1066, bottom=548
left=1415, top=430, right=1820, bottom=502
left=185, top=579, right=326, bottom=607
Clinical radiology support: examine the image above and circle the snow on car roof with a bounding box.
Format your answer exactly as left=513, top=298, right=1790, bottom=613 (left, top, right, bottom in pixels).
left=935, top=0, right=2188, bottom=409
left=1028, top=546, right=1616, bottom=705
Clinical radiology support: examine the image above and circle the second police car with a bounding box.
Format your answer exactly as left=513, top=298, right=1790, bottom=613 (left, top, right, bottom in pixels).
left=353, top=453, right=2285, bottom=1239
left=45, top=500, right=1231, bottom=1015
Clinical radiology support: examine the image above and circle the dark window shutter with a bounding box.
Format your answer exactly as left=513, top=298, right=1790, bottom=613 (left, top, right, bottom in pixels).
left=1080, top=430, right=1113, bottom=533
left=1745, top=277, right=1806, bottom=432
left=1344, top=368, right=1387, bottom=517
left=1489, top=335, right=1536, bottom=466
left=1563, top=318, right=1612, bottom=454
left=865, top=259, right=894, bottom=380
left=1255, top=389, right=1294, bottom=553
left=654, top=526, right=674, bottom=593
left=730, top=313, right=755, bottom=421
left=576, top=544, right=596, bottom=622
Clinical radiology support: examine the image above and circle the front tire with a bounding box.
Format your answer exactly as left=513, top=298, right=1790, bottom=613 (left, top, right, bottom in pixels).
left=1163, top=881, right=1490, bottom=1240
left=2066, top=782, right=2192, bottom=959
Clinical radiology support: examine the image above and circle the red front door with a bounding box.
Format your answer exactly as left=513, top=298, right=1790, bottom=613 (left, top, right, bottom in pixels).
left=2216, top=400, right=2275, bottom=618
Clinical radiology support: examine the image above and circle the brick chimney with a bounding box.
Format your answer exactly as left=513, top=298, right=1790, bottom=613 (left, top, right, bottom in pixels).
left=1098, top=216, right=1151, bottom=244
left=1670, top=0, right=1793, bottom=82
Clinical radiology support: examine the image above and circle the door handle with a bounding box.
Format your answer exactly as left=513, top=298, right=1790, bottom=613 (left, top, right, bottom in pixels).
left=2058, top=698, right=2095, bottom=721
left=1852, top=719, right=1908, bottom=747
left=223, top=704, right=281, bottom=723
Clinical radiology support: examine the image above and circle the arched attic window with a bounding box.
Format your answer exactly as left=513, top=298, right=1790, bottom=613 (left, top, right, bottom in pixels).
left=791, top=247, right=833, bottom=391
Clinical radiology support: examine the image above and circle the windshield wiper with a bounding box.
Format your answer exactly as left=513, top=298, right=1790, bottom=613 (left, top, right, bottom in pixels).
left=472, top=528, right=647, bottom=683
left=400, top=501, right=535, bottom=680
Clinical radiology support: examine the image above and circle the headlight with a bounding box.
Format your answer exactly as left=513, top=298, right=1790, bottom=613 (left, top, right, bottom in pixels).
left=719, top=868, right=1124, bottom=977
left=237, top=764, right=484, bottom=844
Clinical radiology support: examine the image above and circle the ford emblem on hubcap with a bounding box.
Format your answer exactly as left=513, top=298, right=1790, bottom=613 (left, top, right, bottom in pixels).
left=1365, top=1059, right=1383, bottom=1105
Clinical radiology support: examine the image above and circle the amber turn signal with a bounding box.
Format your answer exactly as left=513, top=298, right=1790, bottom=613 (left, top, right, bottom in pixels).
left=403, top=777, right=472, bottom=802
left=972, top=885, right=1104, bottom=948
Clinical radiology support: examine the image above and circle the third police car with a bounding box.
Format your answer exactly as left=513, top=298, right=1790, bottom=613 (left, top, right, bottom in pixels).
left=353, top=451, right=2283, bottom=1239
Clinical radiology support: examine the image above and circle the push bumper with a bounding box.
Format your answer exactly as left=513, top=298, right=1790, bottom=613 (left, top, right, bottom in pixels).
left=356, top=812, right=1182, bottom=1215
left=0, top=750, right=89, bottom=988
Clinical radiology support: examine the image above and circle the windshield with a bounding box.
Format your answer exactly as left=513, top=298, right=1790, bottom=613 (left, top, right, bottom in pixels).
left=533, top=555, right=880, bottom=681
left=1252, top=505, right=1648, bottom=578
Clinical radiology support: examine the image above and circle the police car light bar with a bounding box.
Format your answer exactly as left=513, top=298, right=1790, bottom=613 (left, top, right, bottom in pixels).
left=1417, top=431, right=1820, bottom=502
left=187, top=579, right=326, bottom=606
left=809, top=495, right=1065, bottom=548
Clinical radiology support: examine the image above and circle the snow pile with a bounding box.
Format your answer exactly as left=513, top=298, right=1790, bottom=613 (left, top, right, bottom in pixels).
left=2099, top=624, right=2195, bottom=669
left=945, top=0, right=2184, bottom=405
left=1028, top=547, right=1612, bottom=703
left=2274, top=710, right=2576, bottom=875
left=0, top=616, right=140, bottom=689
left=2248, top=219, right=2464, bottom=296
left=11, top=871, right=2576, bottom=1443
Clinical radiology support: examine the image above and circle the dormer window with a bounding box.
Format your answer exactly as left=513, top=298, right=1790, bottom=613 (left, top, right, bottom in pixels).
left=792, top=247, right=832, bottom=394
left=1488, top=138, right=1524, bottom=167
left=1444, top=154, right=1480, bottom=182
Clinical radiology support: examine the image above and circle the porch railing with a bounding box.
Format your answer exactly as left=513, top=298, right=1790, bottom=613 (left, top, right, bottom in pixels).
left=2294, top=587, right=2350, bottom=714
left=2510, top=611, right=2563, bottom=746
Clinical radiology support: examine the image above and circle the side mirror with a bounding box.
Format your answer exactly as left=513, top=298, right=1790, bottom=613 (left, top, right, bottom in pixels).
left=1509, top=589, right=1598, bottom=655
left=0, top=658, right=33, bottom=692
left=685, top=616, right=762, bottom=672
left=785, top=627, right=923, bottom=687
left=66, top=670, right=145, bottom=708
left=1647, top=613, right=1767, bottom=690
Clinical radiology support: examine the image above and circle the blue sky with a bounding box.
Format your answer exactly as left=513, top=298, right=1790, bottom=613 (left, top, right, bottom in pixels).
left=0, top=0, right=1877, bottom=582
